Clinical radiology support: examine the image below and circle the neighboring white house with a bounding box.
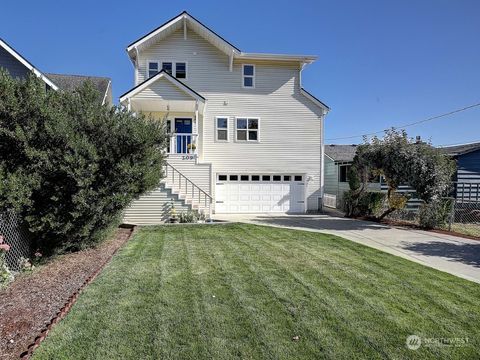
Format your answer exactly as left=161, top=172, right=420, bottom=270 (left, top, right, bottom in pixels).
left=121, top=11, right=329, bottom=224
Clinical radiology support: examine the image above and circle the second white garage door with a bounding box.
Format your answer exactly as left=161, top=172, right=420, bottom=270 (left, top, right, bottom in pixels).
left=215, top=174, right=305, bottom=213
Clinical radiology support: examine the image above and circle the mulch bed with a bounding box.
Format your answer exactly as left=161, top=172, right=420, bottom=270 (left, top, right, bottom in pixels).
left=0, top=226, right=134, bottom=360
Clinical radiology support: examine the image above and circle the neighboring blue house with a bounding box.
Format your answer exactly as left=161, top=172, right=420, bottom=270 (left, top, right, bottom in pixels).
left=325, top=142, right=480, bottom=209
left=441, top=142, right=480, bottom=202
left=0, top=37, right=112, bottom=105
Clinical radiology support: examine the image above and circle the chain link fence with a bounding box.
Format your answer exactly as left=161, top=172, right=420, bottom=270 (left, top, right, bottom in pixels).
left=385, top=182, right=480, bottom=237
left=446, top=183, right=480, bottom=237
left=0, top=211, right=32, bottom=271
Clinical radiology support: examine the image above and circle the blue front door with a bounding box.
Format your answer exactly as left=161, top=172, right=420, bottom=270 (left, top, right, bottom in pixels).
left=175, top=118, right=192, bottom=153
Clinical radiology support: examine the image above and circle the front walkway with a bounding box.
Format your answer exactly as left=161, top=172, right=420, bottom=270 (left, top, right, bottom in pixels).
left=213, top=213, right=480, bottom=284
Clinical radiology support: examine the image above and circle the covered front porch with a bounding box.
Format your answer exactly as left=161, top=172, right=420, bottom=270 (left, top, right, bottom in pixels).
left=119, top=70, right=206, bottom=156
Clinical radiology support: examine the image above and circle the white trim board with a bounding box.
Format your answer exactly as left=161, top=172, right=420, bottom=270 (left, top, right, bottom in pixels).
left=120, top=70, right=205, bottom=104
left=0, top=38, right=58, bottom=90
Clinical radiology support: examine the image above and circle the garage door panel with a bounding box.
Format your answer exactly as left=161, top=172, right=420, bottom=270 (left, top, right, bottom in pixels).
left=215, top=175, right=305, bottom=213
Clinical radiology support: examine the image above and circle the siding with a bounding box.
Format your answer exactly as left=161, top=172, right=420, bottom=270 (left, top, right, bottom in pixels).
left=457, top=149, right=480, bottom=184
left=0, top=46, right=30, bottom=79
left=456, top=149, right=480, bottom=201
left=123, top=183, right=191, bottom=225
left=135, top=77, right=194, bottom=100
left=136, top=28, right=325, bottom=211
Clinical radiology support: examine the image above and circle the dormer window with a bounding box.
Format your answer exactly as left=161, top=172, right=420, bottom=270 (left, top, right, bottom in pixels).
left=242, top=64, right=255, bottom=88
left=148, top=62, right=159, bottom=78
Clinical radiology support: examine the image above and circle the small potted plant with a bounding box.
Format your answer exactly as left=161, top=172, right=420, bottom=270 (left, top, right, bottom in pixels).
left=187, top=143, right=197, bottom=154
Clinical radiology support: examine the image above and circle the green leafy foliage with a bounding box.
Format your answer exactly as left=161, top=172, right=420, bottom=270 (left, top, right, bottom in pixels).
left=418, top=198, right=454, bottom=229
left=347, top=129, right=456, bottom=224
left=343, top=190, right=386, bottom=218
left=0, top=71, right=167, bottom=253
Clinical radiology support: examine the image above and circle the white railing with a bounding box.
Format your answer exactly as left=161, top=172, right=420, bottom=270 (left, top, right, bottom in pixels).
left=169, top=133, right=198, bottom=154
left=164, top=162, right=212, bottom=219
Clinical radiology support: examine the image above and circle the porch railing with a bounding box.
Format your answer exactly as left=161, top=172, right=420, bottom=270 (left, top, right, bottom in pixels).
left=164, top=162, right=212, bottom=219
left=168, top=133, right=198, bottom=154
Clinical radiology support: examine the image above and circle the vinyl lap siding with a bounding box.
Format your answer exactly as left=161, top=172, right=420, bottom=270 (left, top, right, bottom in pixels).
left=455, top=150, right=480, bottom=201
left=136, top=27, right=325, bottom=211
left=456, top=150, right=480, bottom=183
left=0, top=46, right=30, bottom=79
left=135, top=77, right=193, bottom=100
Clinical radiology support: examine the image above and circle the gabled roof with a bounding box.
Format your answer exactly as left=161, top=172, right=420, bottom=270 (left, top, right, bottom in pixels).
left=325, top=144, right=358, bottom=162
left=0, top=37, right=58, bottom=90
left=126, top=11, right=317, bottom=65
left=119, top=69, right=205, bottom=103
left=45, top=73, right=111, bottom=105
left=439, top=142, right=480, bottom=157
left=127, top=11, right=240, bottom=61
left=301, top=88, right=330, bottom=112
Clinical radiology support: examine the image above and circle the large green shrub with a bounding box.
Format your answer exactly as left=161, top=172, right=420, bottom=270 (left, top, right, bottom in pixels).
left=347, top=129, right=456, bottom=223
left=343, top=190, right=386, bottom=218
left=418, top=198, right=454, bottom=229
left=0, top=72, right=167, bottom=253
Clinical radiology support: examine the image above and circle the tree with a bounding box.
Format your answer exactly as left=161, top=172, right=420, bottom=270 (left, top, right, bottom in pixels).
left=347, top=129, right=456, bottom=222
left=0, top=71, right=167, bottom=253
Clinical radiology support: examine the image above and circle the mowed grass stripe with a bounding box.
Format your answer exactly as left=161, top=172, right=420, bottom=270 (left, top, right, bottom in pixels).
left=183, top=227, right=270, bottom=359
left=33, top=223, right=480, bottom=360
left=232, top=225, right=477, bottom=359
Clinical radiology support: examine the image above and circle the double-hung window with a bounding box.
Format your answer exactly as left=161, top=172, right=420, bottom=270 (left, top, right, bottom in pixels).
left=148, top=62, right=159, bottom=78
left=236, top=117, right=259, bottom=141
left=242, top=64, right=255, bottom=88
left=176, top=62, right=187, bottom=79
left=216, top=116, right=229, bottom=141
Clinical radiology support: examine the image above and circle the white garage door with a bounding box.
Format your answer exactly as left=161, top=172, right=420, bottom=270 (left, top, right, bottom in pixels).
left=215, top=174, right=305, bottom=213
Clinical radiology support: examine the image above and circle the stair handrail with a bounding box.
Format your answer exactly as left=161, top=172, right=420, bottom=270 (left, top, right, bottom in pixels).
left=164, top=162, right=213, bottom=205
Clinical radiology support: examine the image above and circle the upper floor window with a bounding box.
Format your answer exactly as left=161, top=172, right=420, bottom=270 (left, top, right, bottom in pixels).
left=242, top=64, right=255, bottom=88
left=148, top=60, right=187, bottom=79
left=148, top=62, right=159, bottom=78
left=176, top=62, right=186, bottom=79
left=216, top=116, right=229, bottom=142
left=236, top=117, right=259, bottom=142
left=162, top=62, right=173, bottom=75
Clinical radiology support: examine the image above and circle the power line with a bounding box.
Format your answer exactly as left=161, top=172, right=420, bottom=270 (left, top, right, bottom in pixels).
left=325, top=101, right=480, bottom=141
left=437, top=139, right=480, bottom=147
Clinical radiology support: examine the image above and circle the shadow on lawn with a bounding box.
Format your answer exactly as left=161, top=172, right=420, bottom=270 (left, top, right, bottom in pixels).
left=403, top=241, right=480, bottom=268
left=251, top=214, right=390, bottom=232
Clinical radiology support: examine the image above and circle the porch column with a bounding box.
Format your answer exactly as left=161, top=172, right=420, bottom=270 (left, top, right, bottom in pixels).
left=194, top=101, right=199, bottom=153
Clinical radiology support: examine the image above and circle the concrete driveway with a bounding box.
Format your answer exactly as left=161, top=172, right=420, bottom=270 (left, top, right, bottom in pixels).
left=213, top=213, right=480, bottom=284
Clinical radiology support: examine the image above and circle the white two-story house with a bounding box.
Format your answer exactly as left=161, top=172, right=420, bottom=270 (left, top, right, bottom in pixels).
left=121, top=11, right=329, bottom=224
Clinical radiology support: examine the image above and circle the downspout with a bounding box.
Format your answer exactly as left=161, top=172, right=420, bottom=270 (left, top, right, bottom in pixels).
left=320, top=110, right=327, bottom=211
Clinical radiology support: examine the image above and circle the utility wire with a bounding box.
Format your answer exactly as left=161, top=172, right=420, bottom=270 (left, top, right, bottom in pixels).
left=437, top=139, right=480, bottom=147
left=325, top=101, right=480, bottom=141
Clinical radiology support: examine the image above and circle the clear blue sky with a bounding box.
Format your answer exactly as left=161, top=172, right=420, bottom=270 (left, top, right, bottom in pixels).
left=1, top=0, right=479, bottom=145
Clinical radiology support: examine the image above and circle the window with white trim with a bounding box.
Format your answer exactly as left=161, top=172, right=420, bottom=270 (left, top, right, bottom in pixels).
left=148, top=61, right=187, bottom=79
left=216, top=116, right=229, bottom=141
left=236, top=117, right=259, bottom=141
left=176, top=62, right=186, bottom=79
left=148, top=62, right=159, bottom=78
left=242, top=64, right=255, bottom=88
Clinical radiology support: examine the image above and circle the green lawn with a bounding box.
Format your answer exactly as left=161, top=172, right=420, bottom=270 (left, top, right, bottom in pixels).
left=33, top=223, right=480, bottom=359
